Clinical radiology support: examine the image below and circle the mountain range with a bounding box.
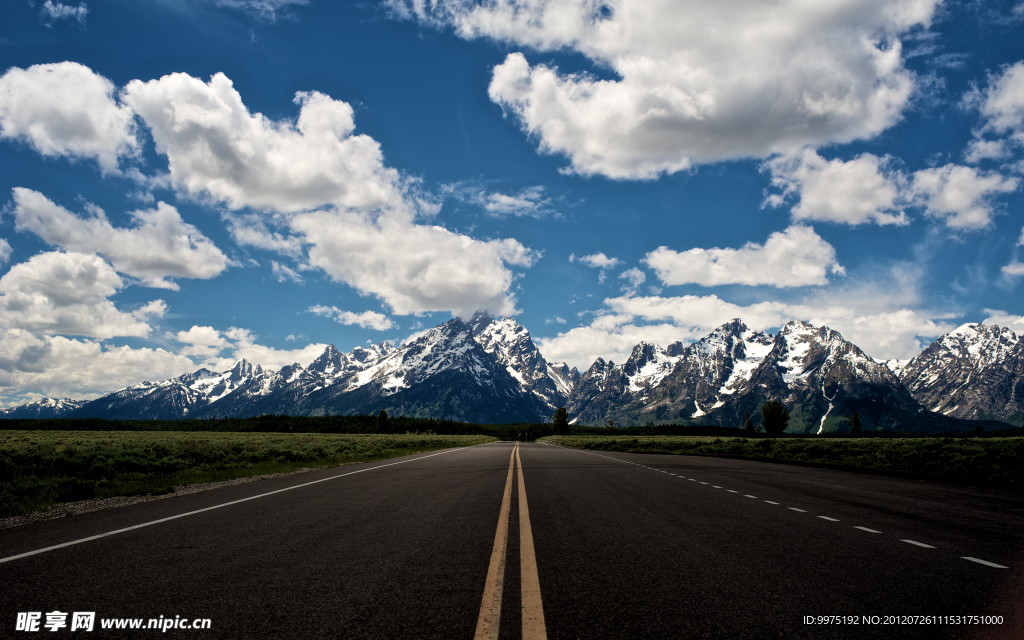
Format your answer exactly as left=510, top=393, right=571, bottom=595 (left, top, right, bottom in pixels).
left=3, top=313, right=1022, bottom=433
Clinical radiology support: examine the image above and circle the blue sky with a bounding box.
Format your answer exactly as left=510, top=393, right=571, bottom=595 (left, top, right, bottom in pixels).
left=0, top=0, right=1023, bottom=405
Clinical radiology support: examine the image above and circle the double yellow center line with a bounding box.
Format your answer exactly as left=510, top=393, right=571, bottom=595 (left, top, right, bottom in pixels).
left=474, top=442, right=547, bottom=640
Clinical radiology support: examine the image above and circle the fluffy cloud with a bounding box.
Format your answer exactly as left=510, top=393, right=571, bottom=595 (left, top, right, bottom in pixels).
left=766, top=149, right=1019, bottom=229
left=308, top=305, right=394, bottom=331
left=391, top=0, right=936, bottom=178
left=122, top=73, right=404, bottom=212
left=983, top=309, right=1024, bottom=329
left=0, top=239, right=11, bottom=264
left=173, top=325, right=328, bottom=371
left=40, top=1, right=87, bottom=26
left=0, top=251, right=159, bottom=339
left=644, top=226, right=843, bottom=288
left=974, top=61, right=1024, bottom=143
left=118, top=69, right=538, bottom=316
left=0, top=62, right=137, bottom=173
left=571, top=252, right=620, bottom=269
left=2, top=62, right=537, bottom=319
left=764, top=149, right=908, bottom=226
left=0, top=329, right=196, bottom=404
left=174, top=325, right=230, bottom=358
left=537, top=292, right=954, bottom=369
left=908, top=164, right=1018, bottom=229
left=618, top=267, right=646, bottom=293
left=570, top=251, right=621, bottom=283
left=289, top=208, right=538, bottom=316
left=11, top=188, right=229, bottom=289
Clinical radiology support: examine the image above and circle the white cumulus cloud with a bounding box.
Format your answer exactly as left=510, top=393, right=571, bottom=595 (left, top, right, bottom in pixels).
left=765, top=150, right=1019, bottom=230
left=974, top=61, right=1024, bottom=142
left=290, top=208, right=538, bottom=317
left=571, top=252, right=621, bottom=269
left=173, top=325, right=328, bottom=371
left=308, top=305, right=394, bottom=331
left=0, top=329, right=196, bottom=404
left=0, top=239, right=11, bottom=265
left=122, top=73, right=404, bottom=212
left=0, top=62, right=137, bottom=173
left=909, top=164, right=1019, bottom=229
left=391, top=0, right=937, bottom=179
left=11, top=188, right=229, bottom=289
left=764, top=149, right=908, bottom=226
left=644, top=226, right=843, bottom=288
left=0, top=251, right=159, bottom=339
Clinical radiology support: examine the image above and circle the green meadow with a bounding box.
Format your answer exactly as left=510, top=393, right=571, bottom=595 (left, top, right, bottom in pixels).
left=542, top=435, right=1024, bottom=488
left=0, top=431, right=494, bottom=518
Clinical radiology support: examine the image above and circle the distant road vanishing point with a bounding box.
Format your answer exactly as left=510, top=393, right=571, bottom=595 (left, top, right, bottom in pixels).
left=2, top=442, right=1022, bottom=639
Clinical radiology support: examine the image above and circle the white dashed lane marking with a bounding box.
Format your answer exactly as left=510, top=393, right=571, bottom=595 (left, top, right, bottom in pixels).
left=962, top=557, right=1007, bottom=569
left=558, top=446, right=1012, bottom=571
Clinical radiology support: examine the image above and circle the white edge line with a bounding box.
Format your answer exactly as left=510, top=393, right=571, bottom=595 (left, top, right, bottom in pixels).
left=789, top=507, right=807, bottom=512
left=1, top=445, right=473, bottom=565
left=854, top=526, right=881, bottom=533
left=817, top=516, right=840, bottom=522
left=900, top=539, right=936, bottom=549
left=764, top=501, right=780, bottom=504
left=962, top=557, right=1008, bottom=569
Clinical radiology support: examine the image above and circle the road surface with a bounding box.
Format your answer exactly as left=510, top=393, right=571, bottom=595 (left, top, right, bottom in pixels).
left=2, top=441, right=1022, bottom=639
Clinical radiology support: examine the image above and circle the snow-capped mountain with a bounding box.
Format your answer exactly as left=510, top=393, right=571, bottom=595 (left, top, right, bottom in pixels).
left=468, top=312, right=579, bottom=409
left=0, top=397, right=86, bottom=419
left=897, top=323, right=1023, bottom=425
left=4, top=316, right=1021, bottom=430
left=568, top=319, right=922, bottom=432
left=60, top=317, right=554, bottom=423
left=71, top=359, right=264, bottom=420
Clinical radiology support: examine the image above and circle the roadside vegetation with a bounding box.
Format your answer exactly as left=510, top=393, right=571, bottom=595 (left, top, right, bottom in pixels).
left=541, top=435, right=1024, bottom=488
left=0, top=431, right=493, bottom=518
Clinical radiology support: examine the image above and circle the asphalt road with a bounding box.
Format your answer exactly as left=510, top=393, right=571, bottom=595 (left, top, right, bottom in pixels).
left=2, top=441, right=1022, bottom=639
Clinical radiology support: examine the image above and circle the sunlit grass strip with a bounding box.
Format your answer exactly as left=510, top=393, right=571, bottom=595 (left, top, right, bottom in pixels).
left=0, top=431, right=495, bottom=518
left=541, top=435, right=1024, bottom=487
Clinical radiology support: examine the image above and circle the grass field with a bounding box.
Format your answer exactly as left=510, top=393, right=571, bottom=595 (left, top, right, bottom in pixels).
left=0, top=431, right=494, bottom=518
left=541, top=435, right=1024, bottom=488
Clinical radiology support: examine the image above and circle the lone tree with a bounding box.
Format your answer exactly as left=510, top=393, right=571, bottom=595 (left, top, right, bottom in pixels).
left=973, top=423, right=985, bottom=437
left=743, top=411, right=755, bottom=436
left=377, top=409, right=389, bottom=434
left=761, top=401, right=789, bottom=437
left=847, top=412, right=862, bottom=437
left=552, top=407, right=569, bottom=435
left=605, top=418, right=616, bottom=432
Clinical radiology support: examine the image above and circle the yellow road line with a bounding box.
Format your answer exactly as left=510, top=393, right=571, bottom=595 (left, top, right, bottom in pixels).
left=474, top=442, right=517, bottom=640
left=517, top=443, right=548, bottom=640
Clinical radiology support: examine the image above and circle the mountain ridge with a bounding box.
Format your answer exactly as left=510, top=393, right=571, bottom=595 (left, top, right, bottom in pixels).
left=4, top=316, right=1021, bottom=432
